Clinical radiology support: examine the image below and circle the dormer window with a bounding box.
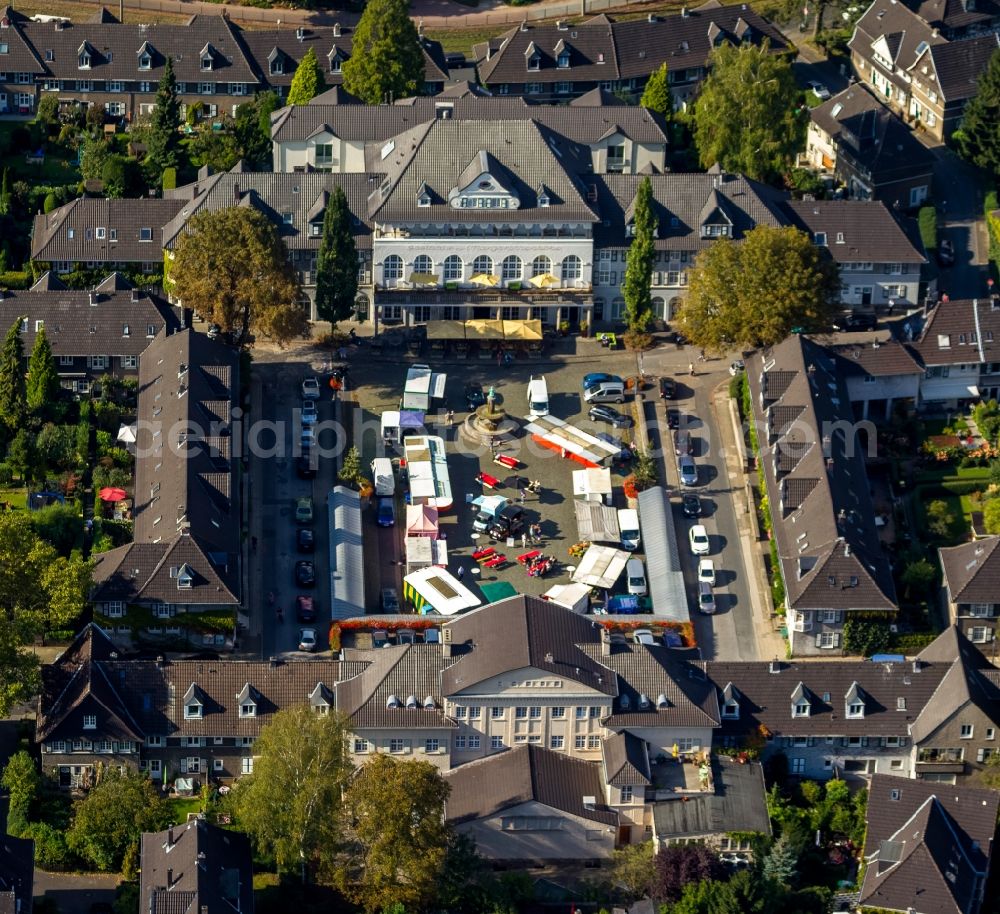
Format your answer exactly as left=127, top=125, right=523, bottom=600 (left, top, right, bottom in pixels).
left=538, top=191, right=549, bottom=207
left=200, top=46, right=214, bottom=71
left=722, top=699, right=739, bottom=719
left=79, top=50, right=91, bottom=69
left=528, top=54, right=540, bottom=70
left=847, top=701, right=864, bottom=718
left=557, top=51, right=570, bottom=68
left=330, top=56, right=342, bottom=74
left=175, top=562, right=193, bottom=589
left=814, top=232, right=827, bottom=246
left=418, top=190, right=431, bottom=207
left=270, top=57, right=283, bottom=76
left=238, top=684, right=257, bottom=718
left=793, top=700, right=810, bottom=717
left=184, top=684, right=204, bottom=719
left=836, top=232, right=844, bottom=243
left=139, top=53, right=151, bottom=70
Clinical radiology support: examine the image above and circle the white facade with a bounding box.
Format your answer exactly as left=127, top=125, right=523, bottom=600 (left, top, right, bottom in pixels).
left=840, top=263, right=921, bottom=308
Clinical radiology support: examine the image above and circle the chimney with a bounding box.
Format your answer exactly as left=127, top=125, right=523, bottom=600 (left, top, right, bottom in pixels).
left=167, top=826, right=174, bottom=846
left=333, top=21, right=341, bottom=37
left=769, top=658, right=781, bottom=674
left=681, top=6, right=689, bottom=16
left=844, top=542, right=851, bottom=557
left=418, top=18, right=424, bottom=36
left=88, top=292, right=97, bottom=306
left=648, top=12, right=658, bottom=21
left=120, top=0, right=124, bottom=22
left=296, top=27, right=305, bottom=40
left=269, top=655, right=280, bottom=668
left=600, top=627, right=612, bottom=656
left=520, top=19, right=528, bottom=31
left=912, top=659, right=922, bottom=673
left=167, top=869, right=173, bottom=887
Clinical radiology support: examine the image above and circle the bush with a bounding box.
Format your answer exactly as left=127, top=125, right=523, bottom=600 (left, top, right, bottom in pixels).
left=889, top=631, right=939, bottom=654
left=843, top=617, right=891, bottom=656
left=0, top=271, right=31, bottom=290
left=769, top=537, right=785, bottom=611
left=43, top=193, right=58, bottom=214
left=24, top=821, right=74, bottom=870
left=0, top=463, right=13, bottom=486
left=918, top=205, right=937, bottom=252
left=162, top=167, right=177, bottom=191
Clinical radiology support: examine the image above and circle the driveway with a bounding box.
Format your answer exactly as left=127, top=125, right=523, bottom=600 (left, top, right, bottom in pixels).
left=33, top=871, right=118, bottom=914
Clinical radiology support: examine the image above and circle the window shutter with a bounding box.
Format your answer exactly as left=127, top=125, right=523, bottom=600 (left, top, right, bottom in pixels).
left=899, top=737, right=907, bottom=747
left=815, top=633, right=823, bottom=648
left=833, top=633, right=842, bottom=647
left=841, top=737, right=849, bottom=748
left=861, top=737, right=868, bottom=747
left=808, top=737, right=817, bottom=747
left=179, top=758, right=188, bottom=773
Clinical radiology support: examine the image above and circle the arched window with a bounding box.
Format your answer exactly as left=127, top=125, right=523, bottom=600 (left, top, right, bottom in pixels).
left=669, top=297, right=683, bottom=320
left=382, top=255, right=403, bottom=282
left=501, top=255, right=522, bottom=282
left=354, top=295, right=370, bottom=321
left=561, top=255, right=581, bottom=281
left=443, top=255, right=463, bottom=282
left=472, top=255, right=494, bottom=276
left=413, top=254, right=433, bottom=276
left=652, top=296, right=666, bottom=320
left=531, top=255, right=552, bottom=277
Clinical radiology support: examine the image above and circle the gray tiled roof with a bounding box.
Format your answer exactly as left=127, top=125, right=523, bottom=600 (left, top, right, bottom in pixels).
left=928, top=32, right=999, bottom=101
left=21, top=14, right=258, bottom=84
left=601, top=731, right=650, bottom=787
left=850, top=1, right=944, bottom=72
left=913, top=297, right=1000, bottom=366
left=141, top=820, right=252, bottom=914
left=822, top=333, right=924, bottom=378
left=31, top=198, right=186, bottom=264
left=0, top=283, right=179, bottom=359
left=900, top=0, right=1000, bottom=32
left=783, top=200, right=927, bottom=264
left=591, top=172, right=787, bottom=251
left=443, top=744, right=618, bottom=826
left=939, top=536, right=1000, bottom=604
left=707, top=654, right=946, bottom=740
left=440, top=595, right=617, bottom=697
left=746, top=335, right=897, bottom=613
left=0, top=7, right=46, bottom=74
left=859, top=774, right=1000, bottom=914
left=576, top=642, right=720, bottom=728
left=474, top=7, right=787, bottom=86
left=651, top=757, right=771, bottom=839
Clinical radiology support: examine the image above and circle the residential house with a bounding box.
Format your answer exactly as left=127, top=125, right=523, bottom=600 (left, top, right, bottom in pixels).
left=783, top=199, right=928, bottom=310
left=804, top=84, right=936, bottom=207
left=0, top=835, right=34, bottom=914
left=140, top=819, right=253, bottom=914
left=89, top=328, right=241, bottom=647
left=909, top=626, right=1000, bottom=782
left=0, top=6, right=45, bottom=115
left=911, top=296, right=1000, bottom=406
left=849, top=0, right=999, bottom=141
left=899, top=0, right=1000, bottom=39
left=939, top=537, right=1000, bottom=644
left=0, top=272, right=180, bottom=394
left=237, top=22, right=448, bottom=98
left=859, top=774, right=999, bottom=914
left=651, top=756, right=771, bottom=856
left=822, top=331, right=924, bottom=420
left=745, top=334, right=898, bottom=655
left=443, top=745, right=620, bottom=861
left=472, top=6, right=788, bottom=105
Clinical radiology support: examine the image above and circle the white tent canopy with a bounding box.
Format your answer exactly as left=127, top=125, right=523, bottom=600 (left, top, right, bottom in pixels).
left=329, top=487, right=365, bottom=620
left=574, top=501, right=620, bottom=543
left=405, top=536, right=448, bottom=575
left=542, top=582, right=591, bottom=614
left=571, top=545, right=631, bottom=589
left=403, top=566, right=481, bottom=616
left=406, top=503, right=439, bottom=539
left=572, top=467, right=613, bottom=502
left=117, top=423, right=137, bottom=443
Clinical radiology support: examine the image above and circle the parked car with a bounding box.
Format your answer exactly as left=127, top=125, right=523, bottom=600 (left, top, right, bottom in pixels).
left=295, top=497, right=313, bottom=524
left=302, top=377, right=321, bottom=399
left=376, top=497, right=395, bottom=527
left=296, top=528, right=315, bottom=553
left=697, top=582, right=717, bottom=615
left=596, top=432, right=632, bottom=462
left=679, top=456, right=698, bottom=487
left=682, top=494, right=703, bottom=518
left=381, top=587, right=400, bottom=612
left=206, top=323, right=221, bottom=340
left=937, top=238, right=955, bottom=267
left=301, top=428, right=316, bottom=450
left=659, top=377, right=677, bottom=399
left=296, top=595, right=317, bottom=622
left=698, top=558, right=716, bottom=585
left=488, top=505, right=525, bottom=539
left=301, top=400, right=318, bottom=425
left=296, top=453, right=317, bottom=480
left=666, top=408, right=681, bottom=429
left=295, top=560, right=316, bottom=587
left=465, top=383, right=486, bottom=410
left=589, top=404, right=633, bottom=428
left=833, top=313, right=877, bottom=332
left=807, top=80, right=831, bottom=99
left=583, top=372, right=622, bottom=389
left=689, top=524, right=710, bottom=556
left=625, top=558, right=647, bottom=596
left=298, top=628, right=318, bottom=652
left=674, top=429, right=693, bottom=456
left=729, top=360, right=745, bottom=376
left=633, top=628, right=655, bottom=645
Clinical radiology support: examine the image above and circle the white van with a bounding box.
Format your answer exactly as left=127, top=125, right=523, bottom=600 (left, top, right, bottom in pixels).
left=370, top=457, right=395, bottom=497
left=584, top=381, right=626, bottom=404
left=618, top=508, right=641, bottom=551
left=626, top=558, right=647, bottom=596
left=527, top=375, right=549, bottom=418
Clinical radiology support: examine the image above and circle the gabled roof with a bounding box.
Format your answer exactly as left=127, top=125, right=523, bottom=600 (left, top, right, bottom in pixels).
left=821, top=332, right=924, bottom=379
left=0, top=6, right=46, bottom=74
left=912, top=297, right=1000, bottom=367
left=439, top=595, right=617, bottom=696
left=909, top=626, right=1000, bottom=742
left=140, top=819, right=253, bottom=914
left=783, top=199, right=927, bottom=264
left=0, top=834, right=34, bottom=914
left=602, top=731, right=651, bottom=787
left=926, top=32, right=999, bottom=101
left=850, top=1, right=945, bottom=71
left=860, top=774, right=1000, bottom=914
left=443, top=745, right=618, bottom=826
left=900, top=0, right=1000, bottom=32
left=940, top=536, right=1000, bottom=604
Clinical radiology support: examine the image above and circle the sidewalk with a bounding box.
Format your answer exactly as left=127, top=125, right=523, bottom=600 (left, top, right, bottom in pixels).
left=710, top=386, right=787, bottom=662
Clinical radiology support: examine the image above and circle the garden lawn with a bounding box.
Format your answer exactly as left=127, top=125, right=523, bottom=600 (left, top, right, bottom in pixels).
left=916, top=491, right=967, bottom=544
left=0, top=488, right=28, bottom=511
left=0, top=123, right=80, bottom=185
left=166, top=796, right=203, bottom=822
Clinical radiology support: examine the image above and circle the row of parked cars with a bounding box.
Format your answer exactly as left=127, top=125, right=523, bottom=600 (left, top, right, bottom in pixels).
left=293, top=377, right=321, bottom=651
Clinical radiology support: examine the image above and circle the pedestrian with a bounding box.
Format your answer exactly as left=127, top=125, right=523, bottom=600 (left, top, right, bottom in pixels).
left=521, top=532, right=528, bottom=549
left=518, top=488, right=526, bottom=505
left=689, top=362, right=695, bottom=376
left=497, top=350, right=503, bottom=367
left=446, top=409, right=454, bottom=427
left=698, top=348, right=706, bottom=361
left=887, top=298, right=895, bottom=316
left=456, top=565, right=465, bottom=580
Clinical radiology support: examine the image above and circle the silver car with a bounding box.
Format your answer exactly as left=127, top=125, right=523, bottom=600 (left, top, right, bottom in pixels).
left=679, top=456, right=698, bottom=486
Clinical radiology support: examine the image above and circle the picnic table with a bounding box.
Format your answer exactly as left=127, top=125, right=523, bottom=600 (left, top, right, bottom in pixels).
left=476, top=471, right=501, bottom=490
left=494, top=453, right=521, bottom=470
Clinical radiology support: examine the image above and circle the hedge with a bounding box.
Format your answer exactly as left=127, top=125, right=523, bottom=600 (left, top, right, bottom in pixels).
left=918, top=205, right=937, bottom=253
left=0, top=271, right=31, bottom=289
left=889, top=631, right=939, bottom=654
left=986, top=189, right=1000, bottom=281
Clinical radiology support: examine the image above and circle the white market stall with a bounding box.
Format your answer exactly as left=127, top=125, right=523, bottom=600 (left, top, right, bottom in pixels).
left=406, top=503, right=440, bottom=538
left=574, top=501, right=620, bottom=543
left=572, top=467, right=613, bottom=504
left=541, top=582, right=591, bottom=614
left=403, top=566, right=480, bottom=616
left=405, top=536, right=449, bottom=576
left=571, top=544, right=631, bottom=589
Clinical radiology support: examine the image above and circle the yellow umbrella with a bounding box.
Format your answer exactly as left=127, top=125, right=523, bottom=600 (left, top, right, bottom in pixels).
left=529, top=273, right=560, bottom=288
left=410, top=273, right=439, bottom=285
left=469, top=273, right=500, bottom=287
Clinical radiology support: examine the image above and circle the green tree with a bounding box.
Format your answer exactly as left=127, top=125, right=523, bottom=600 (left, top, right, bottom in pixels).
left=146, top=56, right=181, bottom=177
left=6, top=429, right=37, bottom=484
left=67, top=769, right=169, bottom=872
left=762, top=834, right=798, bottom=887
left=170, top=207, right=306, bottom=347
left=339, top=445, right=362, bottom=485
left=101, top=155, right=142, bottom=199
left=693, top=42, right=803, bottom=181
left=2, top=750, right=40, bottom=837
left=926, top=499, right=956, bottom=539
left=609, top=841, right=654, bottom=900
left=35, top=424, right=78, bottom=471
left=678, top=225, right=840, bottom=350
left=955, top=47, right=1000, bottom=173
left=315, top=187, right=358, bottom=326
left=337, top=754, right=451, bottom=913
left=189, top=127, right=241, bottom=172
left=229, top=705, right=351, bottom=877
left=843, top=616, right=891, bottom=657
left=0, top=168, right=11, bottom=216
left=287, top=48, right=326, bottom=106
left=342, top=0, right=425, bottom=104
left=0, top=317, right=27, bottom=429
left=79, top=136, right=113, bottom=183
left=33, top=503, right=84, bottom=556
left=984, top=496, right=1000, bottom=535
left=622, top=176, right=656, bottom=332
left=640, top=63, right=672, bottom=120
left=234, top=91, right=278, bottom=169
left=27, top=325, right=59, bottom=412
left=35, top=94, right=60, bottom=129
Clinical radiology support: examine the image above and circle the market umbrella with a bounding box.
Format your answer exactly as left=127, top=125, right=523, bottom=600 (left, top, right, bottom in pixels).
left=99, top=487, right=128, bottom=502
left=409, top=273, right=439, bottom=285
left=116, top=423, right=137, bottom=443
left=502, top=319, right=543, bottom=341
left=529, top=273, right=560, bottom=288
left=469, top=273, right=500, bottom=287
